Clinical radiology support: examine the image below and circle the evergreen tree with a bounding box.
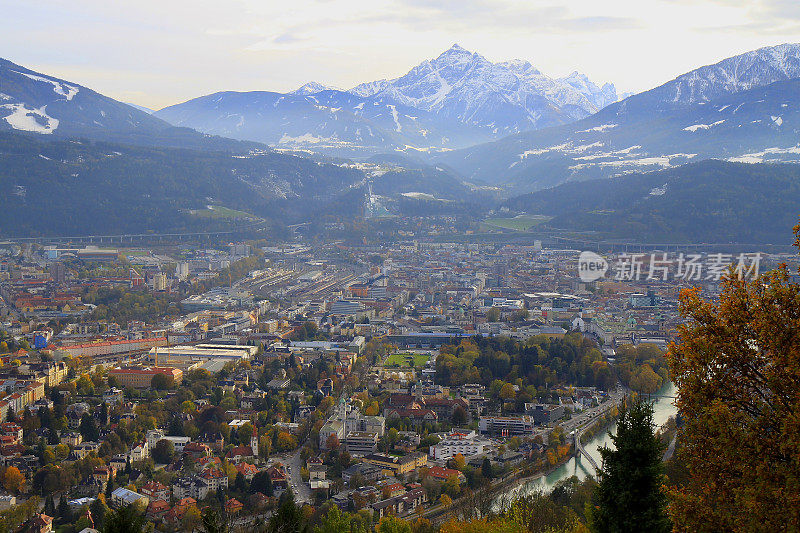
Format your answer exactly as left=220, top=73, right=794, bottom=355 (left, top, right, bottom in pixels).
left=44, top=494, right=56, bottom=516
left=265, top=471, right=274, bottom=497
left=56, top=496, right=71, bottom=522
left=89, top=498, right=108, bottom=530
left=234, top=472, right=248, bottom=493
left=591, top=397, right=670, bottom=533
left=481, top=458, right=493, bottom=480
left=167, top=416, right=185, bottom=436
left=102, top=504, right=145, bottom=533
left=38, top=406, right=52, bottom=429
left=36, top=438, right=46, bottom=462
left=201, top=506, right=229, bottom=533
left=79, top=413, right=99, bottom=442
left=105, top=471, right=115, bottom=499
left=269, top=490, right=306, bottom=533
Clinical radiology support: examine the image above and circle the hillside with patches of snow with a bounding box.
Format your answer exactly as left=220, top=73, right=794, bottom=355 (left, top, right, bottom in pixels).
left=648, top=43, right=800, bottom=104
left=154, top=88, right=496, bottom=158
left=0, top=57, right=259, bottom=151
left=435, top=43, right=800, bottom=193
left=502, top=160, right=800, bottom=244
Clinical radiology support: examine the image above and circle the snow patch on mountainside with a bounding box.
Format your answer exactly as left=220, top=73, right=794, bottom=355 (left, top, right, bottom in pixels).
left=278, top=133, right=331, bottom=144
left=569, top=153, right=696, bottom=172
left=684, top=120, right=725, bottom=132
left=11, top=70, right=79, bottom=100
left=728, top=145, right=800, bottom=163
left=388, top=104, right=402, bottom=132
left=1, top=103, right=59, bottom=133
left=578, top=123, right=618, bottom=133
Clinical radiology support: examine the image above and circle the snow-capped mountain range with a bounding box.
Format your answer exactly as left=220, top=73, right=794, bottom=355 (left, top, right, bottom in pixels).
left=649, top=43, right=800, bottom=104
left=436, top=43, right=800, bottom=193
left=153, top=44, right=619, bottom=155
left=349, top=44, right=618, bottom=133
left=5, top=42, right=800, bottom=193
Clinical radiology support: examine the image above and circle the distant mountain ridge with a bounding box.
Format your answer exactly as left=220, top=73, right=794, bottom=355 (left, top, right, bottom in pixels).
left=502, top=160, right=800, bottom=244
left=0, top=57, right=260, bottom=152
left=155, top=89, right=494, bottom=158
left=153, top=44, right=618, bottom=156
left=435, top=43, right=800, bottom=193
left=648, top=43, right=800, bottom=104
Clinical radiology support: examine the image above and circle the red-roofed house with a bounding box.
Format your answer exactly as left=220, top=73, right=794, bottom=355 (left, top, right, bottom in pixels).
left=235, top=462, right=259, bottom=481
left=146, top=499, right=170, bottom=522
left=427, top=466, right=465, bottom=483
left=141, top=481, right=169, bottom=501
left=198, top=468, right=228, bottom=491
left=225, top=498, right=243, bottom=515
left=1, top=423, right=23, bottom=442
left=197, top=456, right=222, bottom=469
left=183, top=442, right=212, bottom=459
left=24, top=513, right=53, bottom=533
left=225, top=445, right=255, bottom=464
left=267, top=465, right=288, bottom=489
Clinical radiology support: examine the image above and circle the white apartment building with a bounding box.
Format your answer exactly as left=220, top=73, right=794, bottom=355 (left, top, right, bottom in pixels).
left=429, top=430, right=492, bottom=460
left=146, top=430, right=191, bottom=453
left=478, top=415, right=535, bottom=436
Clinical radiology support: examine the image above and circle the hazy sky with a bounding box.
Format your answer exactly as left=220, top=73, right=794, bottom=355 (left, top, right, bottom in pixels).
left=3, top=0, right=800, bottom=109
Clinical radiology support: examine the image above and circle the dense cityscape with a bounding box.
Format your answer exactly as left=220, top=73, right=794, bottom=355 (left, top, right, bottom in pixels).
left=0, top=232, right=778, bottom=532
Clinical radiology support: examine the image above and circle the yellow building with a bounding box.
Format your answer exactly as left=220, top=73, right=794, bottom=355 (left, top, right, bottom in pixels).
left=109, top=366, right=183, bottom=389
left=362, top=453, right=427, bottom=476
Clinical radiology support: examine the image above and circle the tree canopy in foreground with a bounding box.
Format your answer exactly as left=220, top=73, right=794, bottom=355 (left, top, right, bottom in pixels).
left=667, top=224, right=800, bottom=531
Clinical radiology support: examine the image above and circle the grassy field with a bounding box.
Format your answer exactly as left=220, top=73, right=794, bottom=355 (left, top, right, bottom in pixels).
left=482, top=214, right=551, bottom=231
left=385, top=352, right=430, bottom=369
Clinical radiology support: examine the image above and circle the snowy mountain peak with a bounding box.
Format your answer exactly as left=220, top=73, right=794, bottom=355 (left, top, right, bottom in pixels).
left=349, top=79, right=390, bottom=98
left=346, top=45, right=617, bottom=133
left=656, top=42, right=800, bottom=104
left=431, top=44, right=487, bottom=71
left=292, top=81, right=337, bottom=95
left=440, top=43, right=470, bottom=56
left=497, top=59, right=542, bottom=77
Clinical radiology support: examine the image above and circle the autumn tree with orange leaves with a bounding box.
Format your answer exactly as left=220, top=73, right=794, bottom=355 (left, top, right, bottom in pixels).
left=667, top=224, right=800, bottom=532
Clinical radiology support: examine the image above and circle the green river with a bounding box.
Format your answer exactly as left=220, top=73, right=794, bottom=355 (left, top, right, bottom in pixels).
left=496, top=382, right=678, bottom=505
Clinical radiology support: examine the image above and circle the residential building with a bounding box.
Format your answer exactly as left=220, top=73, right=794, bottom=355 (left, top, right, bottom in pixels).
left=109, top=366, right=183, bottom=389
left=344, top=431, right=379, bottom=455
left=478, top=415, right=535, bottom=436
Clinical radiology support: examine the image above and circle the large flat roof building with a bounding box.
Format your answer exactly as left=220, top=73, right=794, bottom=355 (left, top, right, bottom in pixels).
left=149, top=345, right=256, bottom=367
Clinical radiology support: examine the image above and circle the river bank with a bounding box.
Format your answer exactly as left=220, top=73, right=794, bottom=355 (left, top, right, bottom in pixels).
left=499, top=382, right=678, bottom=500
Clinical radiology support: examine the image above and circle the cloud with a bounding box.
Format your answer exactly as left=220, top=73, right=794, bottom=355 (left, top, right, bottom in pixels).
left=558, top=16, right=642, bottom=31
left=273, top=33, right=305, bottom=44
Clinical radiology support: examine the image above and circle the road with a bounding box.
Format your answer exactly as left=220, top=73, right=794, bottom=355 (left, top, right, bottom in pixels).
left=556, top=388, right=624, bottom=437
left=273, top=449, right=312, bottom=504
